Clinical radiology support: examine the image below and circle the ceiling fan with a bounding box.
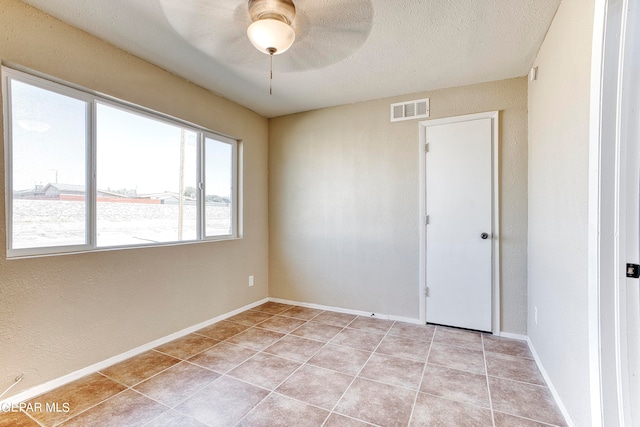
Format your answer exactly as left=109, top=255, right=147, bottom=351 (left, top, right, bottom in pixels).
left=159, top=0, right=374, bottom=92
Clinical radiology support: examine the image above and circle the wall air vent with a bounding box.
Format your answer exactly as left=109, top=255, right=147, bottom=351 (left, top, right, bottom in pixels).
left=390, top=98, right=429, bottom=122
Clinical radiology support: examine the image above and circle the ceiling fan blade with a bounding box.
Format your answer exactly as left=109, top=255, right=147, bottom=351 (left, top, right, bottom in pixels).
left=280, top=0, right=374, bottom=71
left=159, top=0, right=374, bottom=72
left=159, top=0, right=252, bottom=59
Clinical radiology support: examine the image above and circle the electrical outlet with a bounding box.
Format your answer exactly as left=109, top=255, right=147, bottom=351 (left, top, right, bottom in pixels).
left=248, top=275, right=254, bottom=287
left=534, top=306, right=538, bottom=325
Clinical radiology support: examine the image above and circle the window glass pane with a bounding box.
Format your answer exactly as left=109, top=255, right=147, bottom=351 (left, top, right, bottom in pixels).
left=5, top=69, right=240, bottom=257
left=96, top=103, right=197, bottom=246
left=10, top=79, right=88, bottom=249
left=204, top=137, right=233, bottom=237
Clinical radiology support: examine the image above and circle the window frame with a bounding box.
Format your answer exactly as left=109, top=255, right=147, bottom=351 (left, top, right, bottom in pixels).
left=3, top=66, right=240, bottom=259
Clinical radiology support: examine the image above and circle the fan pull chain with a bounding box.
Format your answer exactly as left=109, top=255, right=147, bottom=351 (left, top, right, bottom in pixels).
left=267, top=47, right=276, bottom=95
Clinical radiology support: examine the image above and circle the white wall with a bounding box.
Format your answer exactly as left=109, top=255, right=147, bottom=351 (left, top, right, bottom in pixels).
left=527, top=0, right=596, bottom=424
left=0, top=0, right=269, bottom=398
left=269, top=78, right=529, bottom=333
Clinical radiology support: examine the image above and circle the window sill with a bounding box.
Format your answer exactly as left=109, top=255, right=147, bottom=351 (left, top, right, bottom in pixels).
left=6, top=235, right=242, bottom=260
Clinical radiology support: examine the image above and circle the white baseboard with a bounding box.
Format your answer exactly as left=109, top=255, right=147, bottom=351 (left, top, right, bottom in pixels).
left=0, top=297, right=269, bottom=406
left=268, top=297, right=423, bottom=325
left=526, top=337, right=575, bottom=427
left=497, top=331, right=528, bottom=341
left=4, top=293, right=572, bottom=427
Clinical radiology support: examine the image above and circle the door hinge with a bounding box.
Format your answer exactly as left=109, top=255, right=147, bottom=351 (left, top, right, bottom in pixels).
left=425, top=287, right=429, bottom=297
left=424, top=143, right=429, bottom=152
left=627, top=263, right=640, bottom=278
left=425, top=215, right=430, bottom=225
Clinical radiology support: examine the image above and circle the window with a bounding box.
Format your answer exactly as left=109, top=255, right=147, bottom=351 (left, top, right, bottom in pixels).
left=4, top=68, right=239, bottom=258
left=95, top=103, right=200, bottom=246
left=8, top=78, right=89, bottom=250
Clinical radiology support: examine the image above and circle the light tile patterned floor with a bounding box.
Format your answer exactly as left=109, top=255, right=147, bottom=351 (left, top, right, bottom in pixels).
left=0, top=302, right=567, bottom=426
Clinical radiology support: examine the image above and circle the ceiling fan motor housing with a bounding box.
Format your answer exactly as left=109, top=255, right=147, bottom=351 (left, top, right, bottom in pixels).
left=248, top=0, right=296, bottom=25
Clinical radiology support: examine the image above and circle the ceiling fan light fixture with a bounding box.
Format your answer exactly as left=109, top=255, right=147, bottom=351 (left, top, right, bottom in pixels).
left=247, top=18, right=295, bottom=55
left=246, top=0, right=297, bottom=94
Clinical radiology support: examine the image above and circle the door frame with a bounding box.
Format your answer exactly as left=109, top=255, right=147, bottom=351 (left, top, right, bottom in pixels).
left=418, top=111, right=500, bottom=334
left=589, top=0, right=640, bottom=424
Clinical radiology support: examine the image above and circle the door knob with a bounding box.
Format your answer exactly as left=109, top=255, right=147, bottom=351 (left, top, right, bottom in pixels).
left=481, top=233, right=489, bottom=239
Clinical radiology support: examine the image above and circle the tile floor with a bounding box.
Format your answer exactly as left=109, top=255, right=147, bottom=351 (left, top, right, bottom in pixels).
left=0, top=302, right=566, bottom=426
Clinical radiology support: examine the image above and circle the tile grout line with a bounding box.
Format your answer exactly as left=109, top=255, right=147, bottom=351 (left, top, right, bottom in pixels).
left=179, top=316, right=543, bottom=425
left=134, top=365, right=221, bottom=413
left=186, top=371, right=286, bottom=424
left=212, top=375, right=338, bottom=425
left=405, top=324, right=436, bottom=427
left=152, top=344, right=218, bottom=361
left=122, top=322, right=286, bottom=425
left=481, top=333, right=497, bottom=427
left=483, top=348, right=535, bottom=361
left=100, top=349, right=181, bottom=389
left=198, top=314, right=430, bottom=382
left=232, top=314, right=429, bottom=426
left=261, top=320, right=434, bottom=393
left=47, top=386, right=131, bottom=426
left=486, top=373, right=547, bottom=387
left=251, top=314, right=432, bottom=364
left=417, top=389, right=496, bottom=412
left=322, top=411, right=382, bottom=426
left=141, top=409, right=170, bottom=427
left=206, top=324, right=298, bottom=398
left=185, top=312, right=320, bottom=377
left=192, top=326, right=249, bottom=342
left=430, top=339, right=487, bottom=352
left=491, top=409, right=563, bottom=427
left=119, top=389, right=172, bottom=420
left=28, top=351, right=181, bottom=427
left=401, top=326, right=495, bottom=421
left=424, top=360, right=487, bottom=377
left=11, top=304, right=551, bottom=427
left=239, top=311, right=350, bottom=426
left=231, top=307, right=336, bottom=427
left=322, top=318, right=398, bottom=426
left=45, top=312, right=354, bottom=425
left=352, top=370, right=431, bottom=395
left=317, top=315, right=367, bottom=427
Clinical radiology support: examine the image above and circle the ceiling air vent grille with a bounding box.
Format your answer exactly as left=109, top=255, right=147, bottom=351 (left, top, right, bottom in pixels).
left=390, top=98, right=430, bottom=122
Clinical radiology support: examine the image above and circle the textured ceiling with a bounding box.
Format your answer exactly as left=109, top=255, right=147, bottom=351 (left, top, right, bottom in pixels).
left=20, top=0, right=560, bottom=118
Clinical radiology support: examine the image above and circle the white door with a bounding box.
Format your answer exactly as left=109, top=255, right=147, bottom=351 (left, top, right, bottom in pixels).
left=425, top=116, right=493, bottom=332
left=596, top=0, right=640, bottom=424
left=624, top=110, right=640, bottom=426
left=622, top=1, right=640, bottom=420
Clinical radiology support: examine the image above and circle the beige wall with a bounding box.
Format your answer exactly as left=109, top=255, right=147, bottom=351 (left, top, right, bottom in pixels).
left=0, top=0, right=269, bottom=398
left=269, top=78, right=528, bottom=332
left=527, top=0, right=596, bottom=424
